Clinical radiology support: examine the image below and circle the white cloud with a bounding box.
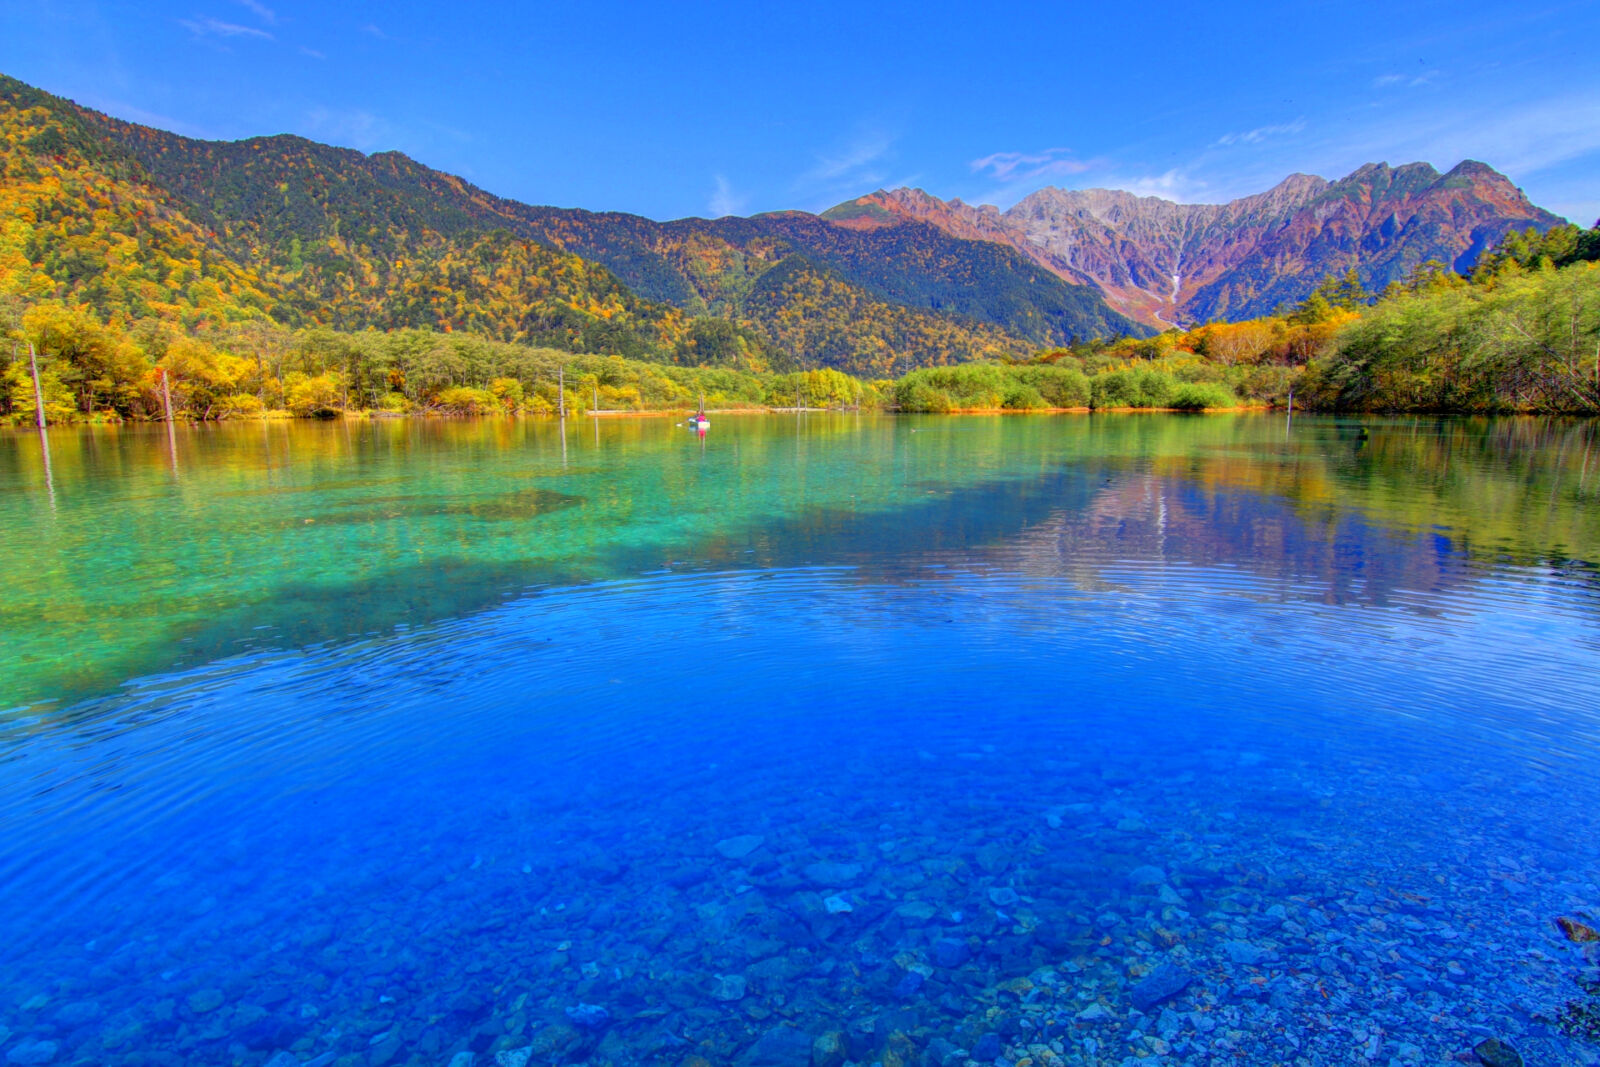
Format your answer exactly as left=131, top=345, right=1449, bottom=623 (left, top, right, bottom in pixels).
left=1100, top=168, right=1212, bottom=203
left=1373, top=70, right=1440, bottom=88
left=1215, top=118, right=1306, bottom=147
left=76, top=95, right=216, bottom=139
left=1400, top=92, right=1600, bottom=178
left=303, top=106, right=391, bottom=152
left=784, top=126, right=904, bottom=210
left=1295, top=89, right=1600, bottom=191
left=970, top=147, right=1095, bottom=183
left=708, top=175, right=748, bottom=218
left=300, top=46, right=326, bottom=59
left=179, top=16, right=273, bottom=40
left=808, top=132, right=892, bottom=182
left=360, top=23, right=389, bottom=40
left=235, top=0, right=276, bottom=24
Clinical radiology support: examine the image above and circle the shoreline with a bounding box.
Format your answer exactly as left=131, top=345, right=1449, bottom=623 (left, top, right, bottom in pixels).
left=17, top=404, right=1597, bottom=430
left=4, top=403, right=1285, bottom=429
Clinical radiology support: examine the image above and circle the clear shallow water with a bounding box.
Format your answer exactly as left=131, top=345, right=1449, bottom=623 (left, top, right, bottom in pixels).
left=1, top=414, right=1599, bottom=1067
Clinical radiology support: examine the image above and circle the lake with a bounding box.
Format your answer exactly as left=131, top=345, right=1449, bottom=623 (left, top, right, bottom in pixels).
left=1, top=413, right=1598, bottom=1067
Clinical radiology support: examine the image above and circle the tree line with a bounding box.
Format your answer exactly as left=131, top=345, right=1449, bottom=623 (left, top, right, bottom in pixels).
left=3, top=222, right=1597, bottom=424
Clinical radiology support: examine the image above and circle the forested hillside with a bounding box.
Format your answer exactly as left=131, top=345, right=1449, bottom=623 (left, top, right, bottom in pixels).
left=0, top=77, right=726, bottom=360
left=0, top=74, right=1117, bottom=379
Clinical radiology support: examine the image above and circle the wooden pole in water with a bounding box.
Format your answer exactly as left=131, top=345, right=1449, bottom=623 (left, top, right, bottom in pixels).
left=161, top=367, right=179, bottom=471
left=29, top=342, right=45, bottom=429
left=38, top=422, right=55, bottom=509
left=558, top=365, right=566, bottom=417
left=592, top=379, right=598, bottom=415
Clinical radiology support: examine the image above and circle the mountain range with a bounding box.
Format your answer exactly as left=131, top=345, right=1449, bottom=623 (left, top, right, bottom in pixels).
left=826, top=163, right=1563, bottom=328
left=0, top=72, right=1566, bottom=372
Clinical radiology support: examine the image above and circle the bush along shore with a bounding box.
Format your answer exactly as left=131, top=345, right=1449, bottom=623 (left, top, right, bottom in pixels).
left=2, top=226, right=1596, bottom=425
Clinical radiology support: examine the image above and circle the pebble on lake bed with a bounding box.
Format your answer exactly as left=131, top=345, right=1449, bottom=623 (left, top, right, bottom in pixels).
left=184, top=989, right=224, bottom=1014
left=710, top=974, right=747, bottom=1001
left=713, top=835, right=765, bottom=860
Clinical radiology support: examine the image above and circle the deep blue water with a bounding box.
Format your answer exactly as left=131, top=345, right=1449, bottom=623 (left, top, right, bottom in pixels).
left=1, top=414, right=1599, bottom=1067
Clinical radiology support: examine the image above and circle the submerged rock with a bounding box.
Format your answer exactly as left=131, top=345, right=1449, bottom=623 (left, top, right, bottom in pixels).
left=893, top=970, right=925, bottom=997
left=710, top=974, right=747, bottom=1002
left=736, top=1024, right=814, bottom=1067
left=1221, top=940, right=1266, bottom=965
left=526, top=1024, right=582, bottom=1058
left=987, top=887, right=1020, bottom=907
left=715, top=835, right=766, bottom=860
left=4, top=1040, right=58, bottom=1066
left=1473, top=1037, right=1524, bottom=1067
left=1128, top=865, right=1168, bottom=887
left=924, top=1037, right=963, bottom=1067
left=1557, top=916, right=1600, bottom=943
left=932, top=937, right=970, bottom=968
left=186, top=989, right=225, bottom=1014
left=1129, top=962, right=1193, bottom=1011
left=565, top=1003, right=609, bottom=1030
left=54, top=1001, right=102, bottom=1027
left=802, top=861, right=863, bottom=887
left=812, top=1030, right=848, bottom=1067
left=368, top=1031, right=403, bottom=1067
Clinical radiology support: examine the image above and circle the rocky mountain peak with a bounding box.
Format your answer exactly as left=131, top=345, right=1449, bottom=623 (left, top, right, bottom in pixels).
left=849, top=161, right=1560, bottom=328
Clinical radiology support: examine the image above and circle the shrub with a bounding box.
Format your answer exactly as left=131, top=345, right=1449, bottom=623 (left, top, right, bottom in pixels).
left=284, top=373, right=343, bottom=417
left=1001, top=382, right=1046, bottom=409
left=218, top=392, right=264, bottom=418
left=896, top=364, right=1004, bottom=409
left=1011, top=364, right=1090, bottom=406
left=896, top=381, right=953, bottom=412
left=489, top=377, right=524, bottom=411
left=1130, top=367, right=1175, bottom=407
left=435, top=386, right=498, bottom=415
left=1090, top=369, right=1138, bottom=408
left=1169, top=382, right=1238, bottom=410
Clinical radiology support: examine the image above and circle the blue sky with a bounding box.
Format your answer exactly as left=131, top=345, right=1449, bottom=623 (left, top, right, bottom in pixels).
left=3, top=1, right=1596, bottom=223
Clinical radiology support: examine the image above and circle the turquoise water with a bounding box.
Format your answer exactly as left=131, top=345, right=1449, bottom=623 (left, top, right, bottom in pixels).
left=1, top=414, right=1598, bottom=1067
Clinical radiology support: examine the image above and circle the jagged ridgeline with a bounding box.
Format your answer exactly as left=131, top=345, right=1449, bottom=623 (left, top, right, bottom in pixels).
left=834, top=165, right=1565, bottom=330
left=0, top=73, right=1142, bottom=376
